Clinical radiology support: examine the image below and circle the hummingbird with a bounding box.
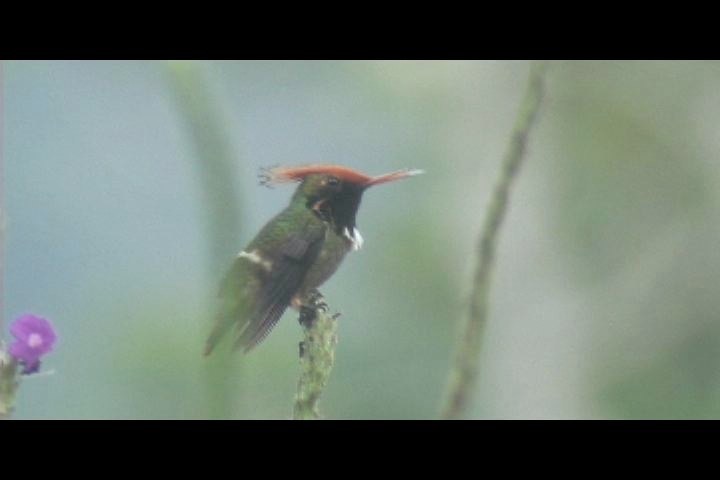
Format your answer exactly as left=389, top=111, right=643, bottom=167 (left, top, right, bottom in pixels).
left=204, top=164, right=423, bottom=356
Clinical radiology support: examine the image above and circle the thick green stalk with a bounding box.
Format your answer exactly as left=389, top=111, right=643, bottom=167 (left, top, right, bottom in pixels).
left=166, top=61, right=244, bottom=275
left=440, top=61, right=550, bottom=419
left=1, top=61, right=5, bottom=340
left=293, top=309, right=339, bottom=420
left=166, top=61, right=244, bottom=419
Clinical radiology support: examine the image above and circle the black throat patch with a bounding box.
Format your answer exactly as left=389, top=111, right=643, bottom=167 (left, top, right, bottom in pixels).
left=308, top=184, right=364, bottom=237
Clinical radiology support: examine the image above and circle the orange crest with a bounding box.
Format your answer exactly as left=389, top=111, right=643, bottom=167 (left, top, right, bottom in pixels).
left=259, top=164, right=423, bottom=187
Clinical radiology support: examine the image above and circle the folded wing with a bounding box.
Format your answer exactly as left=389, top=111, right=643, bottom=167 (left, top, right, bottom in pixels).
left=204, top=214, right=326, bottom=355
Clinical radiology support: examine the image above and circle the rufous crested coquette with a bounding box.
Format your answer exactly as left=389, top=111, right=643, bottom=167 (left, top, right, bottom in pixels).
left=203, top=164, right=423, bottom=355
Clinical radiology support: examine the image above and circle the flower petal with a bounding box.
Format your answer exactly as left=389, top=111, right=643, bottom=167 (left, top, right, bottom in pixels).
left=7, top=314, right=57, bottom=367
left=9, top=314, right=38, bottom=340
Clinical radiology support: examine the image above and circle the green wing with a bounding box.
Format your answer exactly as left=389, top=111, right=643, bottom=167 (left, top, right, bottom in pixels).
left=204, top=210, right=326, bottom=355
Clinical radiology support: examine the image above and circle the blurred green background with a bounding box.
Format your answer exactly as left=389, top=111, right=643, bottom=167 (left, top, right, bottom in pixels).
left=4, top=60, right=720, bottom=419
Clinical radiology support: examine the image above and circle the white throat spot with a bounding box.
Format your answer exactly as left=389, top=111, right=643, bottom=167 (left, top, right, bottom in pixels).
left=343, top=227, right=364, bottom=251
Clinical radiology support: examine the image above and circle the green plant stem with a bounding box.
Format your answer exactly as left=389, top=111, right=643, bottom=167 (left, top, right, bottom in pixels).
left=293, top=309, right=339, bottom=420
left=166, top=61, right=244, bottom=275
left=1, top=61, right=5, bottom=339
left=0, top=352, right=17, bottom=420
left=0, top=62, right=8, bottom=421
left=166, top=61, right=244, bottom=419
left=440, top=61, right=550, bottom=420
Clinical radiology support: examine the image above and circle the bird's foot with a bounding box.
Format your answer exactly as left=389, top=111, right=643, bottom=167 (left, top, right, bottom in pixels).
left=307, top=289, right=328, bottom=312
left=298, top=306, right=316, bottom=328
left=297, top=290, right=329, bottom=328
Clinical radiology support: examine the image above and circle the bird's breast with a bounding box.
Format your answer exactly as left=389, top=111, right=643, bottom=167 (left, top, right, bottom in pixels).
left=298, top=229, right=353, bottom=296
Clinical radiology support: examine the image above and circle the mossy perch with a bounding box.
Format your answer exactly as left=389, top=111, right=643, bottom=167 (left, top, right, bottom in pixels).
left=293, top=308, right=339, bottom=420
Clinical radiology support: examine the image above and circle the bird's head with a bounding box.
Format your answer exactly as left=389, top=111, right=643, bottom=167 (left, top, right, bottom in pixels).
left=260, top=164, right=423, bottom=250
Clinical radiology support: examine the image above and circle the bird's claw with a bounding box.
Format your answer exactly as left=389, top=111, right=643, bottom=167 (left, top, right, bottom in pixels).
left=307, top=290, right=328, bottom=313
left=298, top=306, right=316, bottom=328
left=297, top=290, right=329, bottom=328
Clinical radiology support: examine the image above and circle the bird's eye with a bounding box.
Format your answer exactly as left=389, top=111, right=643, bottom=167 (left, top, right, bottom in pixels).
left=326, top=176, right=340, bottom=187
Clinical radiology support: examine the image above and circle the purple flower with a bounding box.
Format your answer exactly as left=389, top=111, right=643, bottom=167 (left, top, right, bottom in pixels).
left=8, top=314, right=57, bottom=375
